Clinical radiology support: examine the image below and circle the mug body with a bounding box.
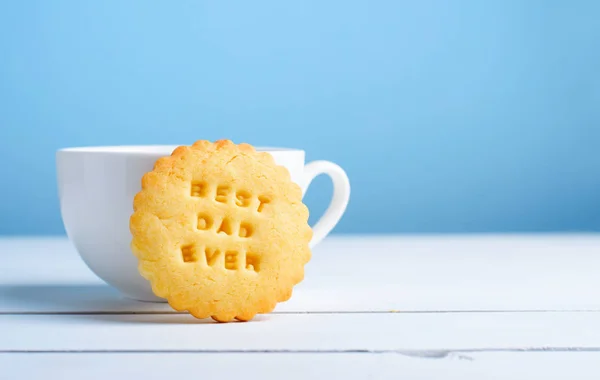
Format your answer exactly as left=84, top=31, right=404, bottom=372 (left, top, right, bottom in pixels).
left=57, top=145, right=305, bottom=301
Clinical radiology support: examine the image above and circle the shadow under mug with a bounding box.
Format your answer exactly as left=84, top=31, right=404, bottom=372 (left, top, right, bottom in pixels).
left=57, top=145, right=350, bottom=302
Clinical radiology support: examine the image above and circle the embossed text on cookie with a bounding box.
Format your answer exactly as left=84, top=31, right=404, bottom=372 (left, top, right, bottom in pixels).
left=180, top=243, right=262, bottom=272
left=184, top=181, right=274, bottom=272
left=190, top=181, right=272, bottom=213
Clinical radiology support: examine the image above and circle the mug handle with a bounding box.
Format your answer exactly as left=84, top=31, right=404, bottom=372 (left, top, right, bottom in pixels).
left=302, top=160, right=350, bottom=248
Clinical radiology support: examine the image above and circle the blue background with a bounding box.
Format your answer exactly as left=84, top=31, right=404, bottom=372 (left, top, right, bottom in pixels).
left=1, top=1, right=599, bottom=235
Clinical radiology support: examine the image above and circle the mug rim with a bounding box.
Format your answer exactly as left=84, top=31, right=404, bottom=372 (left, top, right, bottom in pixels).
left=57, top=145, right=305, bottom=156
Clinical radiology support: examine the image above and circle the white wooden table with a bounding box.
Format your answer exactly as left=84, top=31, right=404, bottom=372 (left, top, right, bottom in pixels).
left=1, top=235, right=600, bottom=379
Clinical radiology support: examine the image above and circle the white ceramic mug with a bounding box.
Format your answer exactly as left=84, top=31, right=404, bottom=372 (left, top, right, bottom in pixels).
left=57, top=145, right=350, bottom=301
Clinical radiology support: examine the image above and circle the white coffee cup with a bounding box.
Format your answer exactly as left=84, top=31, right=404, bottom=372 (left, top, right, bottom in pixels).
left=57, top=145, right=350, bottom=301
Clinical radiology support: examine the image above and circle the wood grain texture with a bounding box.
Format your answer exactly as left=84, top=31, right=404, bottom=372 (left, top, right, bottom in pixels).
left=1, top=235, right=600, bottom=313
left=2, top=235, right=600, bottom=378
left=2, top=312, right=600, bottom=352
left=2, top=352, right=600, bottom=380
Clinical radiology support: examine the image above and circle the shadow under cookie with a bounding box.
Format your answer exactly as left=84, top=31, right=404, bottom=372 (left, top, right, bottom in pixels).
left=0, top=283, right=174, bottom=314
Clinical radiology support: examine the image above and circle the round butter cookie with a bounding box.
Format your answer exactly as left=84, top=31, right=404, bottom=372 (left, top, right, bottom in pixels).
left=130, top=140, right=312, bottom=322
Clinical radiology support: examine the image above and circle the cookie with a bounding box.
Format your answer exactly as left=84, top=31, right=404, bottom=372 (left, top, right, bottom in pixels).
left=130, top=140, right=312, bottom=322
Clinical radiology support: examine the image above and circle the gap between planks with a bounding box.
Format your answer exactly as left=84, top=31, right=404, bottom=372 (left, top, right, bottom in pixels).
left=3, top=348, right=600, bottom=357
left=2, top=309, right=600, bottom=316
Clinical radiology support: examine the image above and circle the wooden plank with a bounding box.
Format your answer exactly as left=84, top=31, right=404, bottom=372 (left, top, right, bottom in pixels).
left=1, top=352, right=600, bottom=380
left=2, top=235, right=600, bottom=313
left=2, top=312, right=599, bottom=352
